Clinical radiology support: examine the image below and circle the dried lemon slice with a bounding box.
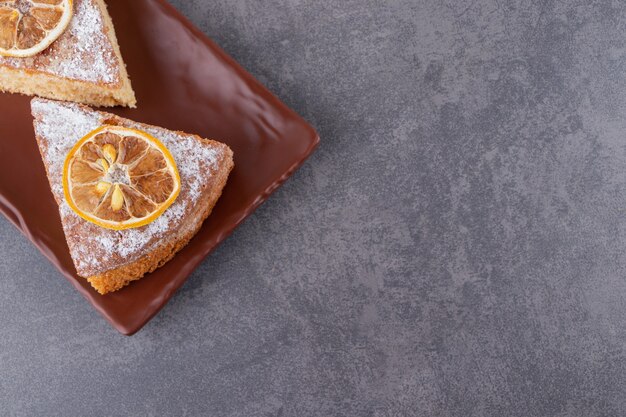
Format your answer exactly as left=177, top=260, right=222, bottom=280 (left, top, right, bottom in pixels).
left=0, top=0, right=73, bottom=58
left=63, top=125, right=181, bottom=231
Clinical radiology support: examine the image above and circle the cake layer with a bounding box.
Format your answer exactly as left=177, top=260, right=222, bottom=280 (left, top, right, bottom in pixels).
left=0, top=0, right=136, bottom=107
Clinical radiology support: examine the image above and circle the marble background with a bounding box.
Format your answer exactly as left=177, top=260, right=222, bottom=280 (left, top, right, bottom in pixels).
left=2, top=0, right=626, bottom=415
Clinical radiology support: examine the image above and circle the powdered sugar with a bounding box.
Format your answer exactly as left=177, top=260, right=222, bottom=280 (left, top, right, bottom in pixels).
left=32, top=98, right=226, bottom=276
left=0, top=0, right=119, bottom=83
left=141, top=126, right=220, bottom=202
left=32, top=99, right=101, bottom=196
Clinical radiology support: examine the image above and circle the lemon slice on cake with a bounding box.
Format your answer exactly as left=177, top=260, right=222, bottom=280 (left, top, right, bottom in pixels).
left=63, top=125, right=181, bottom=231
left=0, top=0, right=73, bottom=57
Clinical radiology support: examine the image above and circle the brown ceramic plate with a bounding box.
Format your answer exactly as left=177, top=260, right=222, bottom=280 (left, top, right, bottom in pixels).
left=0, top=0, right=318, bottom=335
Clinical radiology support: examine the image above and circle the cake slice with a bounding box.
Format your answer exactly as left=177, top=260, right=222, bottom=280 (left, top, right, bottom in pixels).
left=32, top=98, right=234, bottom=294
left=0, top=0, right=136, bottom=107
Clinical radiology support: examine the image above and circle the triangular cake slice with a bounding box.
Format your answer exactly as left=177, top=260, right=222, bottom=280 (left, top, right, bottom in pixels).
left=31, top=98, right=234, bottom=294
left=0, top=0, right=136, bottom=107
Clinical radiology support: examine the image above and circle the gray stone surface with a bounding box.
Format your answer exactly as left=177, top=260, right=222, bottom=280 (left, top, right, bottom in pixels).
left=2, top=0, right=626, bottom=415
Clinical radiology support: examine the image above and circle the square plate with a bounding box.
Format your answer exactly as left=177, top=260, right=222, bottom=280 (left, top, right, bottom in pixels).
left=0, top=0, right=319, bottom=335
